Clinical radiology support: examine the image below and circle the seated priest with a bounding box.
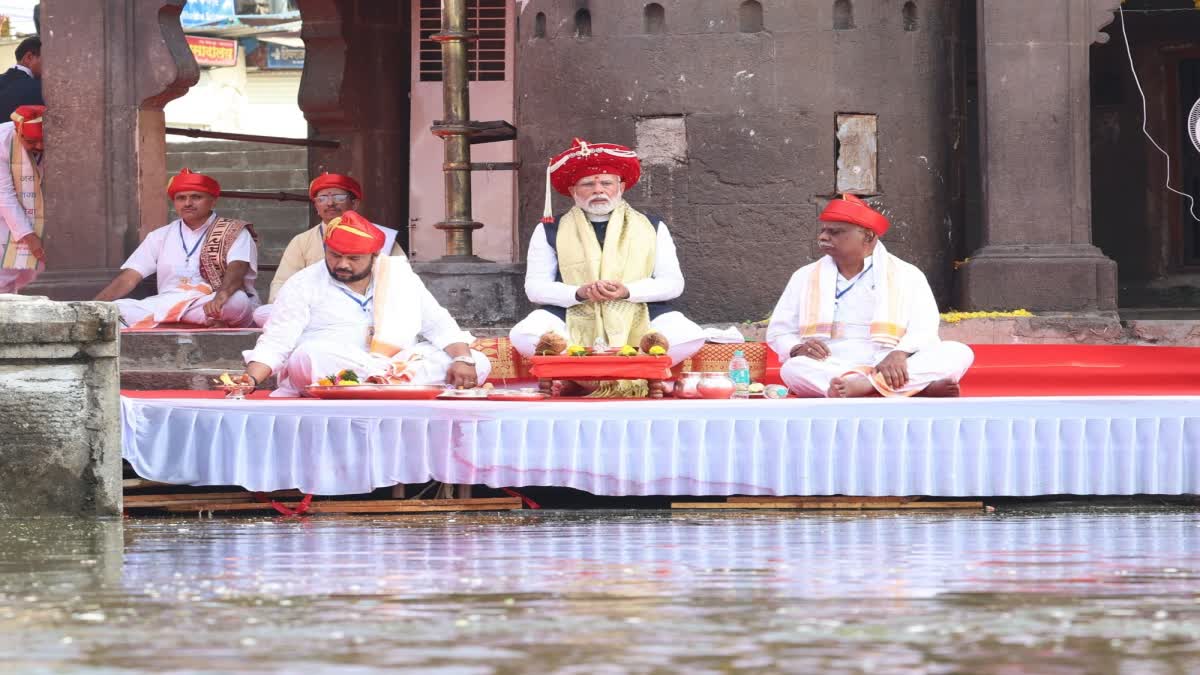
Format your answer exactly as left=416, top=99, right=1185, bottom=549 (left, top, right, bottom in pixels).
left=237, top=211, right=490, bottom=397
left=252, top=172, right=408, bottom=326
left=94, top=169, right=259, bottom=328
left=766, top=194, right=973, bottom=398
left=509, top=137, right=706, bottom=371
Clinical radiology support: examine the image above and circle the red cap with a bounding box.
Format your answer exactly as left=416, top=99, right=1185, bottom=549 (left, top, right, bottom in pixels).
left=819, top=194, right=890, bottom=236
left=167, top=168, right=220, bottom=198
left=309, top=172, right=363, bottom=200
left=324, top=210, right=386, bottom=255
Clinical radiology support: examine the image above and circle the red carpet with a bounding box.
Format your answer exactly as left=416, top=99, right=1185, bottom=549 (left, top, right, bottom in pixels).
left=120, top=344, right=1200, bottom=399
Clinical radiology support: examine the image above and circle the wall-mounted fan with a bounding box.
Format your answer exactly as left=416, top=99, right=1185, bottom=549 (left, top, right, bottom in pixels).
left=1190, top=97, right=1200, bottom=154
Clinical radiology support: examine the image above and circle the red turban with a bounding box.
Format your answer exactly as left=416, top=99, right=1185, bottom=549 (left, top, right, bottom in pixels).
left=324, top=210, right=385, bottom=255
left=309, top=172, right=363, bottom=200
left=819, top=194, right=890, bottom=237
left=548, top=137, right=641, bottom=196
left=167, top=168, right=220, bottom=198
left=11, top=105, right=45, bottom=140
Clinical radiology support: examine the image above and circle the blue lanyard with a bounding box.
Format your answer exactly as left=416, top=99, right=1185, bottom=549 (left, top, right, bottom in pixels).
left=336, top=285, right=373, bottom=313
left=178, top=220, right=210, bottom=262
left=835, top=262, right=874, bottom=301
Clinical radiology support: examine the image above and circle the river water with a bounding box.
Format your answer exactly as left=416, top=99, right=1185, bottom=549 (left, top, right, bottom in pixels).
left=1, top=507, right=1198, bottom=674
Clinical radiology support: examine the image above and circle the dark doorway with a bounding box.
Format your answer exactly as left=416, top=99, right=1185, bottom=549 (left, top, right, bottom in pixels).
left=1176, top=58, right=1200, bottom=267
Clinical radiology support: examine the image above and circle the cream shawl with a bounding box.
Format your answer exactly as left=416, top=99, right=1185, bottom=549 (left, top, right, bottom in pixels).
left=795, top=241, right=909, bottom=347
left=557, top=202, right=657, bottom=348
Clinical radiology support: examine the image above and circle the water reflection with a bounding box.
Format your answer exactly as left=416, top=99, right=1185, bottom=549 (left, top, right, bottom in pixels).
left=0, top=508, right=1197, bottom=673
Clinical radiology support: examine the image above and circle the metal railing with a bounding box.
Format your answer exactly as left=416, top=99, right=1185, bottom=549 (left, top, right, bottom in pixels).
left=165, top=127, right=339, bottom=149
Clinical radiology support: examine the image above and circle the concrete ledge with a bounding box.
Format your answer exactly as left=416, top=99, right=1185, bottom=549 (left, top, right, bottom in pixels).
left=0, top=297, right=121, bottom=516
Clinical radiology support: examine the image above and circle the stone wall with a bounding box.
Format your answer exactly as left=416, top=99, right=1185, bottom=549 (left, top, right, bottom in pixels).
left=515, top=0, right=964, bottom=322
left=0, top=297, right=122, bottom=517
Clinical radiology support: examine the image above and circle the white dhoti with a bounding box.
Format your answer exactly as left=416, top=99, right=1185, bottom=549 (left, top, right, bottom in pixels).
left=116, top=289, right=256, bottom=328
left=781, top=340, right=975, bottom=398
left=252, top=303, right=273, bottom=327
left=509, top=309, right=706, bottom=366
left=0, top=268, right=38, bottom=294
left=274, top=339, right=493, bottom=397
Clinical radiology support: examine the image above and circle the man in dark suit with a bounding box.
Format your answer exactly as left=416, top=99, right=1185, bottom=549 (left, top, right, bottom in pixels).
left=0, top=37, right=43, bottom=122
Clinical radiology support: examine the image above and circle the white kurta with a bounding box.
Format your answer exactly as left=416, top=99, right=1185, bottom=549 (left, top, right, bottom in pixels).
left=0, top=122, right=40, bottom=293
left=510, top=216, right=706, bottom=365
left=115, top=213, right=259, bottom=328
left=243, top=260, right=490, bottom=397
left=767, top=253, right=973, bottom=397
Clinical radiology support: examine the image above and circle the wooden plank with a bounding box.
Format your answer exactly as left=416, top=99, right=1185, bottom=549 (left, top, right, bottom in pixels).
left=726, top=496, right=922, bottom=504
left=162, top=497, right=524, bottom=515
left=125, top=490, right=303, bottom=508
left=672, top=500, right=984, bottom=510
left=123, top=478, right=175, bottom=490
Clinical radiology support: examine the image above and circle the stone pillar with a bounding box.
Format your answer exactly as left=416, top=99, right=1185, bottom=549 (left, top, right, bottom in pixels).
left=960, top=0, right=1120, bottom=312
left=297, top=0, right=411, bottom=249
left=0, top=297, right=121, bottom=517
left=29, top=1, right=197, bottom=300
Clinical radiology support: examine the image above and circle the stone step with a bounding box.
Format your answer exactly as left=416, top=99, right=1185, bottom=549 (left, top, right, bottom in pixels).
left=121, top=368, right=277, bottom=391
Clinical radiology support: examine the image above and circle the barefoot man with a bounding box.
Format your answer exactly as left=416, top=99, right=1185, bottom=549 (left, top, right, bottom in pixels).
left=767, top=194, right=973, bottom=398
left=509, top=137, right=705, bottom=395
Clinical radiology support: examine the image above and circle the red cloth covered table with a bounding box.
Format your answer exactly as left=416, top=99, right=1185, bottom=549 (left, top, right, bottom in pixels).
left=529, top=354, right=674, bottom=398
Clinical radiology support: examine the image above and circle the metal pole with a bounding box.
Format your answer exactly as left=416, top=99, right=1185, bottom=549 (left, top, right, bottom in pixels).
left=431, top=0, right=484, bottom=261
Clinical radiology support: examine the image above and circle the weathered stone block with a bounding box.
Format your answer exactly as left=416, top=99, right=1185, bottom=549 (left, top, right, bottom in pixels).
left=0, top=297, right=121, bottom=517
left=413, top=262, right=530, bottom=327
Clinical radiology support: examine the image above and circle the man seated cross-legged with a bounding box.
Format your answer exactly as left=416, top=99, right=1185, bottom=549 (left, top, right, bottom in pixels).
left=251, top=172, right=408, bottom=327
left=236, top=211, right=491, bottom=397
left=766, top=194, right=973, bottom=398
left=509, top=137, right=705, bottom=395
left=95, top=169, right=259, bottom=329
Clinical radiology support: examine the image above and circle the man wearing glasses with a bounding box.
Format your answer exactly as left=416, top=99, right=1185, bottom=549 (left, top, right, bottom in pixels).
left=252, top=172, right=408, bottom=326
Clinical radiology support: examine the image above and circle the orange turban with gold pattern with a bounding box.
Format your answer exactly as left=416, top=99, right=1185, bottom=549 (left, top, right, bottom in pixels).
left=324, top=210, right=385, bottom=255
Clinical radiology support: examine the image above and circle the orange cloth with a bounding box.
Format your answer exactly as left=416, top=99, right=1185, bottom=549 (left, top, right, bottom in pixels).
left=167, top=168, right=220, bottom=198
left=819, top=193, right=890, bottom=236
left=10, top=104, right=44, bottom=140
left=309, top=172, right=363, bottom=200
left=324, top=210, right=385, bottom=254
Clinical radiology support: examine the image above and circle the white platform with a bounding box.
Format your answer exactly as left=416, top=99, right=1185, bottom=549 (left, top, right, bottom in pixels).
left=121, top=395, right=1200, bottom=497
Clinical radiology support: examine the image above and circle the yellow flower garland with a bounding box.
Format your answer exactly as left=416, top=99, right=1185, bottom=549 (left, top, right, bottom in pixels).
left=940, top=309, right=1033, bottom=324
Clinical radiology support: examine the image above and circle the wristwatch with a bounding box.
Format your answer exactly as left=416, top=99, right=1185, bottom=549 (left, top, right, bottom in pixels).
left=451, top=355, right=476, bottom=366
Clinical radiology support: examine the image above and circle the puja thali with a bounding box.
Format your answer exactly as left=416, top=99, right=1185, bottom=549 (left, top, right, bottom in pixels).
left=305, top=383, right=445, bottom=400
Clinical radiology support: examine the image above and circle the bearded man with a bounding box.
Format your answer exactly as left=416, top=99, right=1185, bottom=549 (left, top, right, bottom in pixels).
left=509, top=137, right=705, bottom=376
left=767, top=194, right=973, bottom=398
left=0, top=104, right=45, bottom=294
left=238, top=211, right=490, bottom=397
left=251, top=172, right=407, bottom=326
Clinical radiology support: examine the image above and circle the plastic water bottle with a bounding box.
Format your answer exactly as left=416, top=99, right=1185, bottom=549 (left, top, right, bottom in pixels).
left=729, top=350, right=751, bottom=399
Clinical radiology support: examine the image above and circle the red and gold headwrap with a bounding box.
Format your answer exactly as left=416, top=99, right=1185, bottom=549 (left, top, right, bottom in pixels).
left=11, top=104, right=45, bottom=140
left=819, top=193, right=891, bottom=237
left=167, top=168, right=221, bottom=198
left=324, top=210, right=385, bottom=255
left=542, top=137, right=642, bottom=223
left=309, top=172, right=363, bottom=200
